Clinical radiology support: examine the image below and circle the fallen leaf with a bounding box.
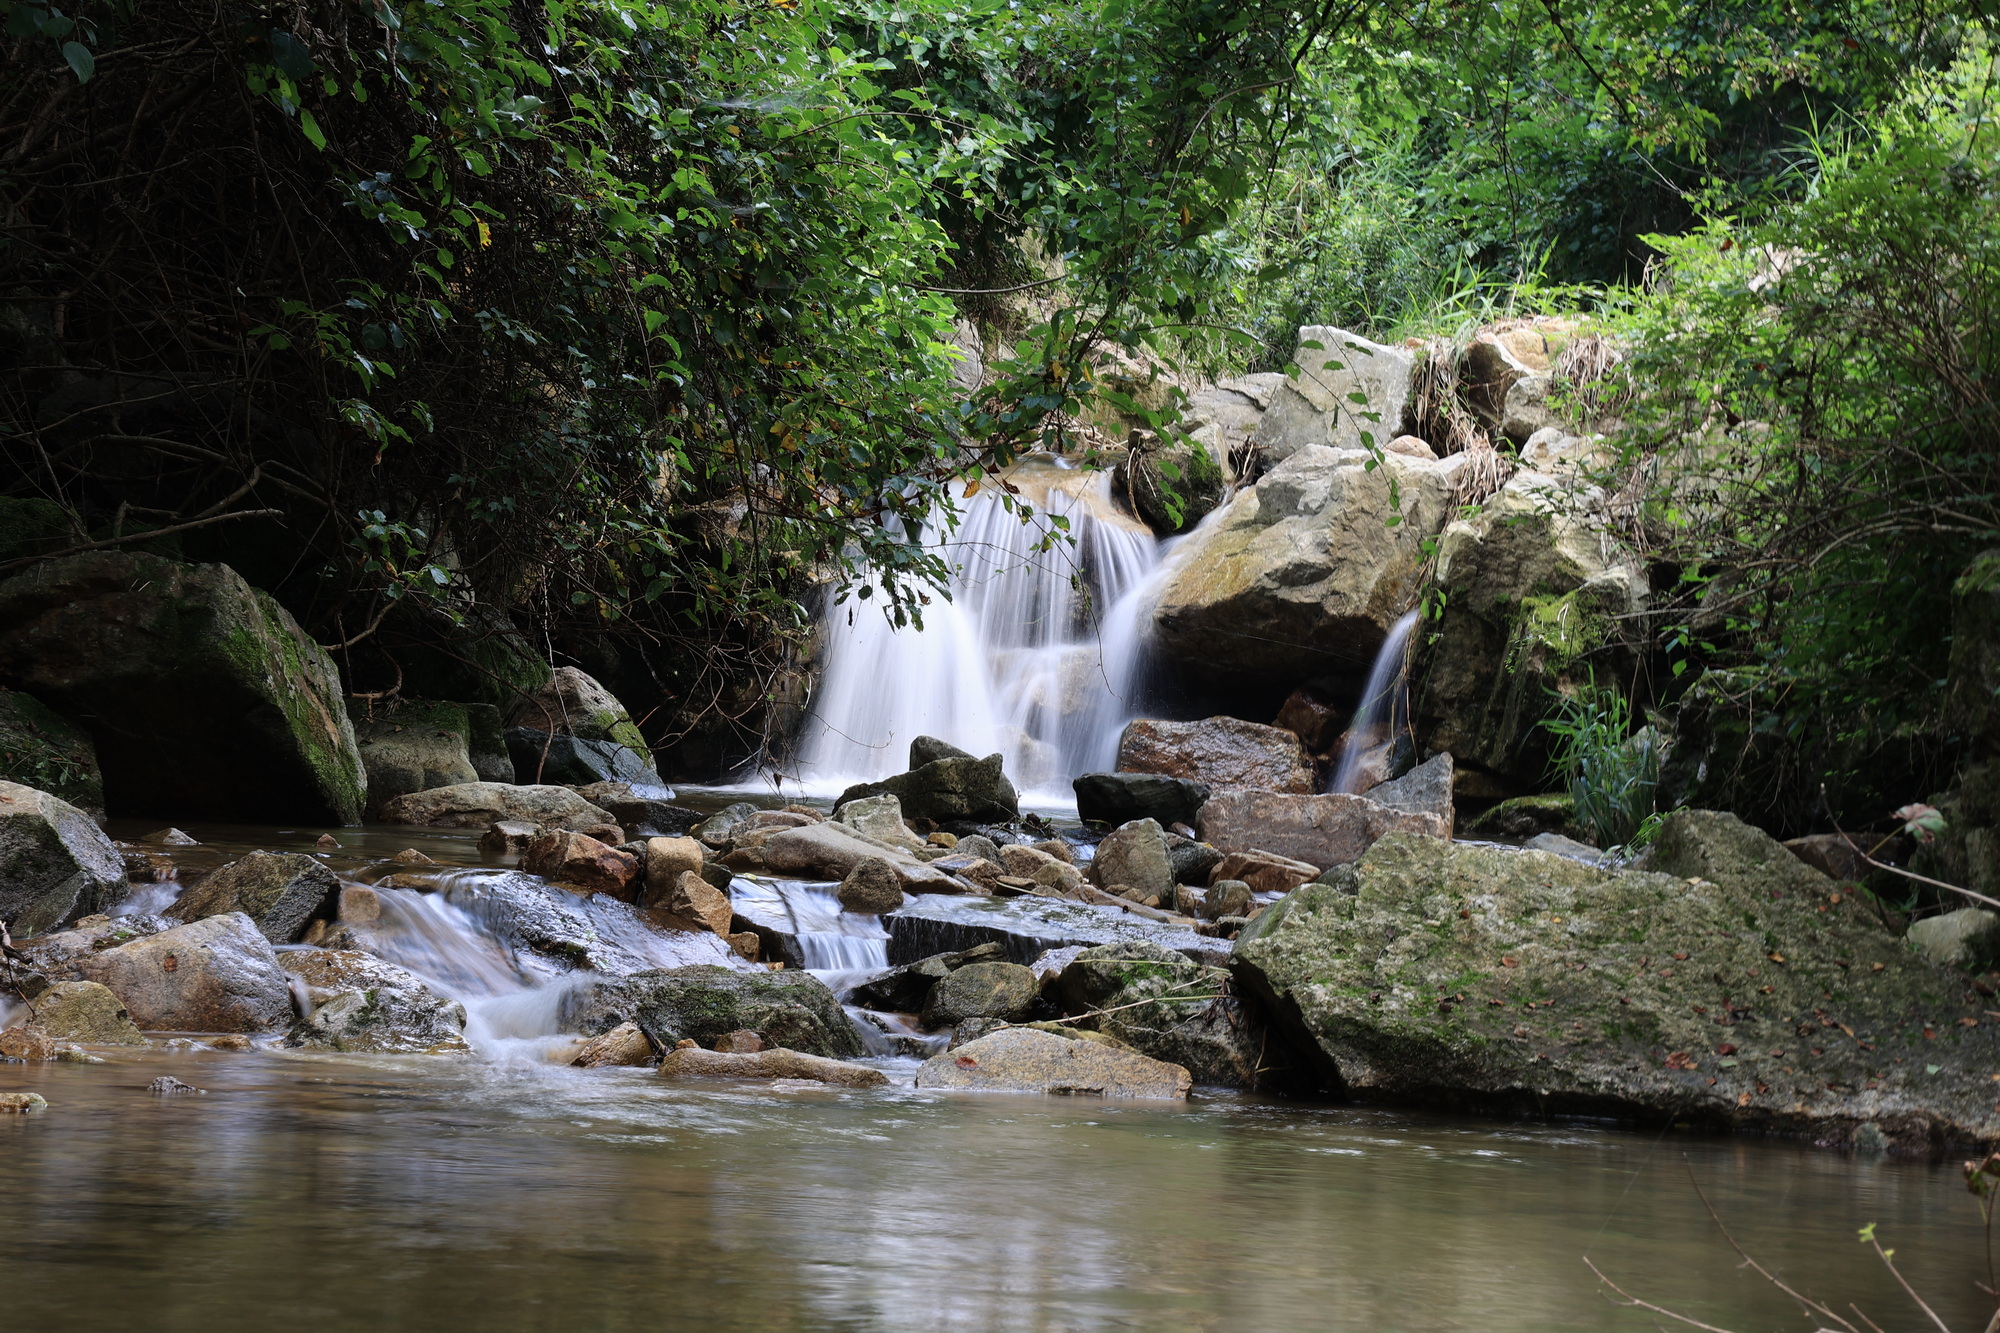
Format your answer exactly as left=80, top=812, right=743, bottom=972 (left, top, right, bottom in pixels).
left=1502, top=957, right=1518, bottom=968
left=1769, top=953, right=1786, bottom=963
left=1716, top=1043, right=1737, bottom=1055
left=1665, top=1051, right=1697, bottom=1070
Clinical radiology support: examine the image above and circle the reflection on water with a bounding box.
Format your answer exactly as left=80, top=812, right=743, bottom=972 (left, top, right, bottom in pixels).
left=0, top=1048, right=1989, bottom=1333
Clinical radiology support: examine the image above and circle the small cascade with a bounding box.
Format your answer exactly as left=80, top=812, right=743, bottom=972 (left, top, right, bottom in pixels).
left=1329, top=610, right=1421, bottom=794
left=795, top=461, right=1164, bottom=801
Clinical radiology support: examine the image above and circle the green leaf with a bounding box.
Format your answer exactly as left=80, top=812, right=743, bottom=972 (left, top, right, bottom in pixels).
left=60, top=40, right=93, bottom=83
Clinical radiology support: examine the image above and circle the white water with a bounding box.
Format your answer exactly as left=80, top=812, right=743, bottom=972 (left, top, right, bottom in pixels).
left=794, top=462, right=1165, bottom=801
left=1329, top=610, right=1420, bottom=794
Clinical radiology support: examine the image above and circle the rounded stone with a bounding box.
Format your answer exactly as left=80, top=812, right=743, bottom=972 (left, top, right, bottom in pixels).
left=837, top=857, right=905, bottom=915
left=920, top=961, right=1038, bottom=1029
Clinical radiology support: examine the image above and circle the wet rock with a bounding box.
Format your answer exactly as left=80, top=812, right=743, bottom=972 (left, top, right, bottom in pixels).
left=920, top=960, right=1039, bottom=1028
left=479, top=820, right=541, bottom=857
left=694, top=802, right=761, bottom=846
left=1051, top=942, right=1271, bottom=1086
left=657, top=1043, right=888, bottom=1087
left=169, top=850, right=339, bottom=944
left=834, top=751, right=1020, bottom=825
left=1164, top=832, right=1222, bottom=888
left=0, top=551, right=366, bottom=823
left=914, top=1027, right=1191, bottom=1098
left=25, top=979, right=145, bottom=1045
left=647, top=869, right=734, bottom=936
left=506, top=726, right=662, bottom=789
left=1030, top=839, right=1074, bottom=865
left=507, top=666, right=650, bottom=754
left=954, top=834, right=1003, bottom=864
left=138, top=827, right=199, bottom=846
left=846, top=943, right=1008, bottom=1012
left=562, top=965, right=864, bottom=1058
left=572, top=1020, right=654, bottom=1067
left=712, top=1028, right=765, bottom=1053
left=522, top=830, right=639, bottom=898
left=1272, top=688, right=1346, bottom=754
left=379, top=782, right=616, bottom=832
left=1197, top=789, right=1449, bottom=872
left=1211, top=850, right=1318, bottom=896
left=576, top=782, right=701, bottom=836
left=641, top=835, right=704, bottom=888
left=1115, top=717, right=1313, bottom=794
left=1461, top=794, right=1577, bottom=840
left=0, top=779, right=124, bottom=935
left=909, top=735, right=974, bottom=767
left=1783, top=834, right=1872, bottom=884
left=349, top=700, right=481, bottom=816
left=835, top=794, right=930, bottom=855
left=0, top=688, right=102, bottom=814
left=13, top=912, right=168, bottom=981
left=148, top=1076, right=204, bottom=1095
left=315, top=834, right=340, bottom=850
left=759, top=823, right=957, bottom=891
left=1072, top=772, right=1211, bottom=829
left=76, top=911, right=291, bottom=1033
left=391, top=848, right=436, bottom=867
left=281, top=949, right=471, bottom=1054
left=1116, top=436, right=1227, bottom=535
left=1906, top=908, right=2000, bottom=970
left=888, top=893, right=1227, bottom=969
left=1233, top=817, right=2000, bottom=1146
left=1363, top=752, right=1454, bottom=822
left=1088, top=819, right=1173, bottom=901
left=838, top=858, right=906, bottom=915
left=1251, top=326, right=1417, bottom=465
left=0, top=1091, right=48, bottom=1111
left=1151, top=446, right=1458, bottom=687
left=0, top=1024, right=57, bottom=1059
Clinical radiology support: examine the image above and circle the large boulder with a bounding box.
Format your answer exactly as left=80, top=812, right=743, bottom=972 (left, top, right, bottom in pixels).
left=349, top=700, right=482, bottom=815
left=1087, top=819, right=1174, bottom=900
left=377, top=781, right=616, bottom=831
left=507, top=665, right=648, bottom=754
left=1182, top=375, right=1283, bottom=467
left=1462, top=320, right=1573, bottom=444
left=1115, top=716, right=1313, bottom=794
left=1361, top=752, right=1454, bottom=823
left=1073, top=772, right=1210, bottom=828
left=913, top=1026, right=1192, bottom=1098
left=1412, top=473, right=1645, bottom=787
left=560, top=965, right=864, bottom=1058
left=1234, top=814, right=2000, bottom=1147
left=579, top=782, right=700, bottom=836
left=1196, top=789, right=1449, bottom=871
left=505, top=727, right=662, bottom=788
left=1115, top=436, right=1227, bottom=536
left=1251, top=326, right=1416, bottom=467
left=1051, top=942, right=1274, bottom=1087
left=0, top=552, right=365, bottom=823
left=0, top=689, right=102, bottom=814
left=0, top=780, right=125, bottom=935
left=1151, top=446, right=1458, bottom=685
left=887, top=892, right=1227, bottom=969
left=169, top=850, right=338, bottom=944
left=919, top=960, right=1038, bottom=1028
left=26, top=979, right=146, bottom=1044
left=833, top=750, right=1018, bottom=825
left=282, top=949, right=471, bottom=1053
left=75, top=911, right=293, bottom=1032
left=756, top=822, right=958, bottom=891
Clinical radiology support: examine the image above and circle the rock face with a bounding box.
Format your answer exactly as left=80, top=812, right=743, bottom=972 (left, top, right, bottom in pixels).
left=1088, top=819, right=1174, bottom=900
left=657, top=1044, right=888, bottom=1087
left=26, top=979, right=146, bottom=1044
left=835, top=794, right=930, bottom=854
left=0, top=780, right=124, bottom=935
left=522, top=830, right=638, bottom=897
left=1197, top=789, right=1449, bottom=871
left=1904, top=908, right=2000, bottom=970
left=561, top=966, right=864, bottom=1058
left=833, top=751, right=1019, bottom=824
left=649, top=869, right=734, bottom=935
left=1051, top=942, right=1273, bottom=1087
left=1234, top=813, right=2000, bottom=1147
left=507, top=665, right=649, bottom=754
left=1152, top=446, right=1459, bottom=686
left=0, top=552, right=366, bottom=823
left=914, top=1026, right=1192, bottom=1098
left=76, top=911, right=293, bottom=1032
left=1362, top=752, right=1454, bottom=822
left=1115, top=436, right=1227, bottom=536
left=378, top=782, right=615, bottom=831
left=1251, top=326, right=1416, bottom=466
left=0, top=689, right=102, bottom=814
left=1412, top=473, right=1645, bottom=787
left=919, top=960, right=1039, bottom=1028
left=1115, top=716, right=1313, bottom=794
left=350, top=700, right=481, bottom=815
left=1462, top=321, right=1572, bottom=444
left=1072, top=772, right=1210, bottom=829
left=505, top=727, right=662, bottom=788
left=170, top=850, right=338, bottom=943
left=282, top=949, right=471, bottom=1053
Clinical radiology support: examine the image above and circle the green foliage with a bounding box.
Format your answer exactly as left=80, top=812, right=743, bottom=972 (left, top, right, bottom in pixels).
left=1541, top=679, right=1661, bottom=851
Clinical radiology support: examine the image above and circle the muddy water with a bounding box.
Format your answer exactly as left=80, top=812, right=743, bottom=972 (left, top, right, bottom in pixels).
left=1, top=1047, right=1989, bottom=1332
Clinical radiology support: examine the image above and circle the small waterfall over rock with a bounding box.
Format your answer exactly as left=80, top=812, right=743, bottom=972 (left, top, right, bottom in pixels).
left=796, top=460, right=1165, bottom=800
left=1329, top=609, right=1420, bottom=794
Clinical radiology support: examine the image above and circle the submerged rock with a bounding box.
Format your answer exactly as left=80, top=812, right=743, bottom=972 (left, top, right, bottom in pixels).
left=657, top=1043, right=887, bottom=1087
left=76, top=911, right=292, bottom=1033
left=0, top=779, right=124, bottom=935
left=1234, top=814, right=2000, bottom=1148
left=24, top=979, right=146, bottom=1045
left=914, top=1026, right=1192, bottom=1098
left=572, top=1020, right=654, bottom=1068
left=562, top=965, right=863, bottom=1058
left=0, top=552, right=366, bottom=823
left=281, top=949, right=471, bottom=1054
left=378, top=782, right=615, bottom=831
left=1115, top=716, right=1314, bottom=794
left=1051, top=942, right=1275, bottom=1087
left=1072, top=772, right=1211, bottom=829
left=1197, top=789, right=1448, bottom=872
left=170, top=850, right=339, bottom=944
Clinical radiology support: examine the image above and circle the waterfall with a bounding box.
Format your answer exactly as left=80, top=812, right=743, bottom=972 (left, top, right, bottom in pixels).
left=1329, top=610, right=1420, bottom=794
left=794, top=461, right=1164, bottom=801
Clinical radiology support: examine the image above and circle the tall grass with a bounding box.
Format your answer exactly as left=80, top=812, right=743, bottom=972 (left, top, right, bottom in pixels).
left=1541, top=680, right=1661, bottom=850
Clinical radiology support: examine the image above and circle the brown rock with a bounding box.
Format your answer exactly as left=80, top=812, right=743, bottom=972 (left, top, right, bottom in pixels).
left=522, top=830, right=639, bottom=897
left=26, top=980, right=146, bottom=1045
left=712, top=1028, right=765, bottom=1053
left=1116, top=716, right=1313, bottom=793
left=838, top=857, right=905, bottom=914
left=646, top=869, right=734, bottom=935
left=913, top=1027, right=1191, bottom=1098
left=580, top=823, right=626, bottom=846
left=1273, top=689, right=1345, bottom=754
left=337, top=883, right=382, bottom=924
left=478, top=820, right=542, bottom=856
left=644, top=835, right=705, bottom=888
left=392, top=848, right=435, bottom=866
left=1211, top=850, right=1320, bottom=895
left=1087, top=819, right=1173, bottom=900
left=75, top=911, right=292, bottom=1033
left=758, top=822, right=959, bottom=891
left=657, top=1044, right=889, bottom=1087
left=139, top=828, right=199, bottom=846
left=1784, top=833, right=1871, bottom=884
left=572, top=1020, right=655, bottom=1068
left=1031, top=839, right=1075, bottom=865
left=725, top=931, right=761, bottom=961
left=378, top=781, right=615, bottom=832
left=315, top=834, right=340, bottom=850
left=0, top=1025, right=57, bottom=1059
left=1198, top=790, right=1449, bottom=872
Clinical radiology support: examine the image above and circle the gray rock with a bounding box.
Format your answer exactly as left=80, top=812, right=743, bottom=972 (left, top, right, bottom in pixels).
left=506, top=727, right=662, bottom=788
left=0, top=552, right=366, bottom=823
left=1251, top=326, right=1416, bottom=465
left=834, top=751, right=1019, bottom=825
left=507, top=666, right=649, bottom=752
left=575, top=782, right=699, bottom=835
left=0, top=780, right=124, bottom=935
left=377, top=781, right=616, bottom=831
left=844, top=943, right=1008, bottom=1012
left=1196, top=789, right=1449, bottom=872
left=75, top=911, right=292, bottom=1033
left=282, top=949, right=471, bottom=1053
left=479, top=820, right=541, bottom=857
left=694, top=802, right=762, bottom=845
left=349, top=700, right=481, bottom=816
left=838, top=858, right=906, bottom=915
left=1525, top=832, right=1605, bottom=864
left=888, top=892, right=1228, bottom=968
left=1364, top=752, right=1454, bottom=822
left=25, top=979, right=145, bottom=1045
left=169, top=850, right=339, bottom=943
left=835, top=793, right=929, bottom=854
left=914, top=1026, right=1191, bottom=1098
left=1072, top=772, right=1211, bottom=828
left=560, top=965, right=863, bottom=1058
left=1051, top=942, right=1270, bottom=1087
left=1088, top=819, right=1173, bottom=900
left=657, top=1044, right=887, bottom=1087
left=954, top=834, right=1003, bottom=865
left=1905, top=908, right=2000, bottom=970
left=909, top=735, right=975, bottom=767
left=758, top=822, right=957, bottom=891
left=920, top=960, right=1038, bottom=1028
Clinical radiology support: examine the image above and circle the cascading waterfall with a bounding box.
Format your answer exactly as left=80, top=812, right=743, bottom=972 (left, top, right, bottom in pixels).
left=1328, top=609, right=1421, bottom=794
left=794, top=460, right=1165, bottom=800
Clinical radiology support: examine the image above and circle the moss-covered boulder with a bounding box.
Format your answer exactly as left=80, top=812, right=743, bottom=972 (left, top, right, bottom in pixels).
left=0, top=780, right=125, bottom=934
left=506, top=666, right=648, bottom=754
left=1234, top=811, right=2000, bottom=1150
left=0, top=552, right=365, bottom=823
left=0, top=689, right=101, bottom=814
left=281, top=949, right=471, bottom=1054
left=559, top=965, right=863, bottom=1058
left=348, top=699, right=481, bottom=815
left=1115, top=437, right=1227, bottom=536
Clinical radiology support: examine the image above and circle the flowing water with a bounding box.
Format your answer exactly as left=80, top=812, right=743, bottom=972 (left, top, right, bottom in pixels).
left=1330, top=609, right=1421, bottom=794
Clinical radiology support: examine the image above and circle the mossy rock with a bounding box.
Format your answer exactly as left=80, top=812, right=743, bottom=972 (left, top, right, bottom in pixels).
left=1117, top=438, right=1227, bottom=536
left=1051, top=940, right=1279, bottom=1087
left=0, top=552, right=365, bottom=823
left=0, top=689, right=101, bottom=814
left=1234, top=811, right=2000, bottom=1149
left=1461, top=794, right=1579, bottom=841
left=347, top=698, right=480, bottom=815
left=560, top=965, right=863, bottom=1058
